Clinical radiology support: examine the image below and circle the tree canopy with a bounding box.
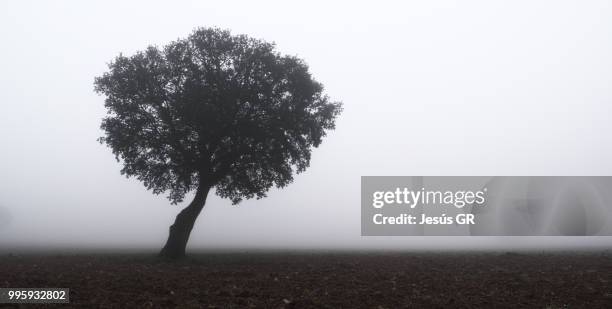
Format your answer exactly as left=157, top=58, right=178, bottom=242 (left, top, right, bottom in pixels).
left=94, top=28, right=342, bottom=205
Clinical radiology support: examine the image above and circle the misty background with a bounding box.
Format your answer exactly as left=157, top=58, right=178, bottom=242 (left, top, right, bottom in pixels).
left=1, top=0, right=611, bottom=251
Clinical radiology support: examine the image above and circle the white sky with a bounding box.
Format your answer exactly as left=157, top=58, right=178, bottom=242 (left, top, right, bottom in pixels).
left=1, top=0, right=611, bottom=250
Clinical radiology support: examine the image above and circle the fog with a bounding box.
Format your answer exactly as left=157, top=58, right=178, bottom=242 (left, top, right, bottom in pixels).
left=1, top=0, right=611, bottom=251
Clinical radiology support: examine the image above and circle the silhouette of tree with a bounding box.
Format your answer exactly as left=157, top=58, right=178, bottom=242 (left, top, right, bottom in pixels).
left=94, top=28, right=342, bottom=258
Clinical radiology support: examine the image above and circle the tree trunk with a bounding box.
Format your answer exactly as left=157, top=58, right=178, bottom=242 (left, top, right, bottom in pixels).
left=159, top=185, right=210, bottom=259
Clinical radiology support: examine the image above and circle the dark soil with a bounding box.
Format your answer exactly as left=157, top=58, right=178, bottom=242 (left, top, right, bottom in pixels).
left=1, top=251, right=611, bottom=308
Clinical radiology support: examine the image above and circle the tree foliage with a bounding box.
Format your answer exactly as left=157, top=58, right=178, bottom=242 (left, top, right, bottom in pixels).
left=94, top=28, right=342, bottom=204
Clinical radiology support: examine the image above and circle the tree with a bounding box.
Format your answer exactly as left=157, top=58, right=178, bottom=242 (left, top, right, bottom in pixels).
left=94, top=28, right=342, bottom=258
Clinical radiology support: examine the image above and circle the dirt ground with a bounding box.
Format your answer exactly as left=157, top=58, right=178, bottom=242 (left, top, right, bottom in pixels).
left=1, top=251, right=611, bottom=308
